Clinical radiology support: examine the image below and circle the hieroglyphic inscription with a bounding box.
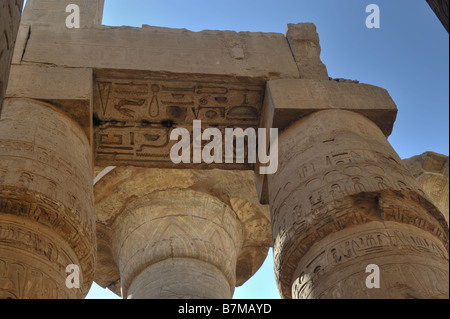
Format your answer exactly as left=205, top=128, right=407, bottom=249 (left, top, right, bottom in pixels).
left=94, top=78, right=264, bottom=167
left=0, top=219, right=80, bottom=299
left=0, top=256, right=73, bottom=299
left=291, top=226, right=449, bottom=299
left=0, top=139, right=95, bottom=242
left=0, top=187, right=95, bottom=296
left=0, top=219, right=77, bottom=266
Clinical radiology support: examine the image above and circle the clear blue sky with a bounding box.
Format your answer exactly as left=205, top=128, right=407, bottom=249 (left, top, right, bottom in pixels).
left=41, top=0, right=447, bottom=299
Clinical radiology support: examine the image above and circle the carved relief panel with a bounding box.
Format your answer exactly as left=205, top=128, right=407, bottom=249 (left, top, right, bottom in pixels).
left=94, top=76, right=265, bottom=168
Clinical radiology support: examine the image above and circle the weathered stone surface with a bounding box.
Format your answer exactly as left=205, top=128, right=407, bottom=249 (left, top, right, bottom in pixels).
left=21, top=0, right=104, bottom=28
left=427, top=0, right=449, bottom=32
left=21, top=23, right=300, bottom=80
left=6, top=65, right=93, bottom=100
left=128, top=258, right=232, bottom=299
left=403, top=152, right=449, bottom=224
left=286, top=23, right=329, bottom=80
left=0, top=98, right=96, bottom=298
left=267, top=109, right=449, bottom=299
left=94, top=167, right=271, bottom=298
left=292, top=221, right=449, bottom=299
left=263, top=79, right=397, bottom=135
left=0, top=0, right=24, bottom=114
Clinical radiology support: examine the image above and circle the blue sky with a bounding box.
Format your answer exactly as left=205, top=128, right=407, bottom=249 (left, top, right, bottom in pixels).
left=56, top=0, right=448, bottom=299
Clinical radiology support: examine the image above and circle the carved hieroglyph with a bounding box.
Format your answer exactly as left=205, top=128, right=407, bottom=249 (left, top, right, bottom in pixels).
left=403, top=152, right=449, bottom=225
left=268, top=109, right=449, bottom=299
left=0, top=98, right=96, bottom=298
left=0, top=0, right=24, bottom=113
left=94, top=167, right=271, bottom=299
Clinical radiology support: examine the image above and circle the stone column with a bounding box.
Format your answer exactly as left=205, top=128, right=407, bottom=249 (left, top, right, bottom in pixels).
left=116, top=189, right=242, bottom=299
left=258, top=79, right=449, bottom=299
left=0, top=98, right=96, bottom=299
left=0, top=0, right=24, bottom=113
left=94, top=168, right=271, bottom=299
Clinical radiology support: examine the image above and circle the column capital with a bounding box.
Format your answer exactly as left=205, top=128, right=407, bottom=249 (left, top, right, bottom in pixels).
left=256, top=78, right=398, bottom=203
left=93, top=167, right=271, bottom=297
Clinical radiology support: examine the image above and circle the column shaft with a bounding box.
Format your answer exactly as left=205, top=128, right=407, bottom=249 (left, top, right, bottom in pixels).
left=128, top=258, right=231, bottom=299
left=0, top=98, right=96, bottom=298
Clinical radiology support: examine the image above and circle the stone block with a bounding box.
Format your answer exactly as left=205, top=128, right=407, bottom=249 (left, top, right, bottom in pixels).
left=285, top=23, right=329, bottom=80
left=6, top=64, right=93, bottom=100
left=263, top=79, right=397, bottom=136
left=0, top=0, right=24, bottom=114
left=21, top=24, right=300, bottom=79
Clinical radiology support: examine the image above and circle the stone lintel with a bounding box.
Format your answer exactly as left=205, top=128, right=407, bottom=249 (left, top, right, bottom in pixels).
left=92, top=72, right=266, bottom=169
left=255, top=78, right=398, bottom=204
left=21, top=23, right=300, bottom=80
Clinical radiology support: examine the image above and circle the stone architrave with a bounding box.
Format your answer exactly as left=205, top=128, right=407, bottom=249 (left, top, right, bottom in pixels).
left=403, top=152, right=449, bottom=225
left=0, top=98, right=96, bottom=298
left=259, top=79, right=449, bottom=299
left=0, top=0, right=24, bottom=114
left=94, top=168, right=271, bottom=299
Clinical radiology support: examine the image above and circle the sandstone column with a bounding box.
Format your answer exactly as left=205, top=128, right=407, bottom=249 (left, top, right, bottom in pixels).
left=0, top=0, right=24, bottom=113
left=258, top=79, right=449, bottom=299
left=94, top=168, right=271, bottom=299
left=0, top=98, right=96, bottom=298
